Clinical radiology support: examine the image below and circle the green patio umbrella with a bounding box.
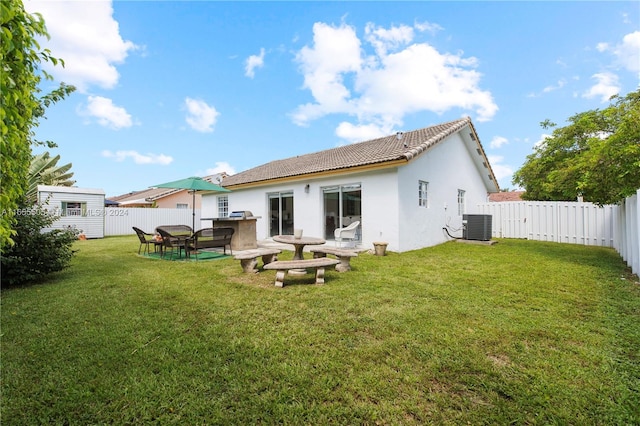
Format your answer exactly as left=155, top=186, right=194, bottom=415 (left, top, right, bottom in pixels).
left=151, top=176, right=231, bottom=231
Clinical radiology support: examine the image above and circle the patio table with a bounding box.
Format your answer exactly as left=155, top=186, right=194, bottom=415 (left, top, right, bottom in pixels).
left=273, top=235, right=325, bottom=274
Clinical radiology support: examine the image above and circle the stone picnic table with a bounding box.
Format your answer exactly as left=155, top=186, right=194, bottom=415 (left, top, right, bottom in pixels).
left=272, top=234, right=326, bottom=275
left=272, top=234, right=325, bottom=260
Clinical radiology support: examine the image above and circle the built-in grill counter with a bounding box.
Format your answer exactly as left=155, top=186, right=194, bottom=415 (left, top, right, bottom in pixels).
left=201, top=211, right=261, bottom=250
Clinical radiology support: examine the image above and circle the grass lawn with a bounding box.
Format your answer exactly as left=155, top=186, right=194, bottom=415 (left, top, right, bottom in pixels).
left=2, top=236, right=639, bottom=425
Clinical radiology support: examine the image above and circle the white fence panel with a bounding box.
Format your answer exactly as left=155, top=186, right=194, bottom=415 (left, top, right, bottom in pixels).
left=614, top=190, right=639, bottom=276
left=104, top=208, right=201, bottom=236
left=477, top=202, right=527, bottom=238
left=477, top=201, right=615, bottom=247
left=478, top=198, right=639, bottom=275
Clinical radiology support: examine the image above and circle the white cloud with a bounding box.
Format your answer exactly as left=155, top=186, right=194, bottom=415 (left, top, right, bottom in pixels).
left=596, top=42, right=609, bottom=52
left=614, top=31, right=640, bottom=72
left=534, top=133, right=553, bottom=149
left=364, top=22, right=414, bottom=57
left=205, top=162, right=236, bottom=176
left=583, top=72, right=620, bottom=103
left=486, top=155, right=513, bottom=182
left=527, top=79, right=567, bottom=98
left=24, top=0, right=138, bottom=92
left=245, top=48, right=266, bottom=78
left=414, top=20, right=443, bottom=35
left=543, top=79, right=566, bottom=93
left=101, top=150, right=173, bottom=165
left=184, top=98, right=219, bottom=133
left=335, top=121, right=392, bottom=143
left=291, top=21, right=497, bottom=136
left=80, top=96, right=133, bottom=129
left=489, top=136, right=508, bottom=149
left=292, top=22, right=362, bottom=125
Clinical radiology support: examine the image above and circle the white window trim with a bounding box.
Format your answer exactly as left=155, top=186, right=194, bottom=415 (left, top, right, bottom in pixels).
left=217, top=195, right=229, bottom=218
left=418, top=180, right=429, bottom=208
left=457, top=189, right=466, bottom=216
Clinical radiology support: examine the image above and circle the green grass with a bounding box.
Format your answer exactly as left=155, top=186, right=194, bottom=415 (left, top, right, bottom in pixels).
left=2, top=236, right=639, bottom=425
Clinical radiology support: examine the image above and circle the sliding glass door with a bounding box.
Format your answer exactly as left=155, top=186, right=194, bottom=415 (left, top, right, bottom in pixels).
left=322, top=184, right=361, bottom=240
left=268, top=191, right=294, bottom=237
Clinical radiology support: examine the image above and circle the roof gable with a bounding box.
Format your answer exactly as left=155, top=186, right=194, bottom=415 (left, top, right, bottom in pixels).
left=222, top=118, right=498, bottom=191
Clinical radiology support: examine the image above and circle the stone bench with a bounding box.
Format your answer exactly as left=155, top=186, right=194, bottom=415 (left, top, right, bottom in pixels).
left=309, top=247, right=358, bottom=272
left=263, top=258, right=340, bottom=287
left=234, top=248, right=282, bottom=273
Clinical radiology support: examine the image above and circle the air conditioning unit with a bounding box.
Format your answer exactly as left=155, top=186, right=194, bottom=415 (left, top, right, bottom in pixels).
left=463, top=214, right=492, bottom=241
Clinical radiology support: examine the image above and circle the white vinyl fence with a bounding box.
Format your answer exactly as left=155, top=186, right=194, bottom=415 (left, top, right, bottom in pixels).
left=477, top=191, right=640, bottom=276
left=104, top=208, right=202, bottom=236
left=102, top=195, right=639, bottom=276
left=613, top=190, right=639, bottom=276
left=477, top=201, right=616, bottom=246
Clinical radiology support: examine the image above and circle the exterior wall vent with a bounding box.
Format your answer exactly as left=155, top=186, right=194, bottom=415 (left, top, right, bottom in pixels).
left=463, top=214, right=492, bottom=241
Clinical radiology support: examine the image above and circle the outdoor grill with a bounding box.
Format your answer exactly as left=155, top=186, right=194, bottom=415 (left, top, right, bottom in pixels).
left=228, top=210, right=256, bottom=220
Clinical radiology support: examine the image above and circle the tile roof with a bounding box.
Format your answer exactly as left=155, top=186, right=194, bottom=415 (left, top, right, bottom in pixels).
left=109, top=173, right=226, bottom=201
left=109, top=187, right=180, bottom=203
left=489, top=191, right=525, bottom=202
left=223, top=118, right=493, bottom=187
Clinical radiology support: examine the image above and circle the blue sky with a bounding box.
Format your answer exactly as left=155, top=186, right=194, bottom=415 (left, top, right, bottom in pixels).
left=25, top=1, right=639, bottom=198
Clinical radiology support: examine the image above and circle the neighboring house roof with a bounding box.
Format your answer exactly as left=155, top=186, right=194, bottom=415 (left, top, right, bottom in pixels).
left=109, top=173, right=226, bottom=203
left=222, top=117, right=499, bottom=191
left=109, top=187, right=180, bottom=204
left=489, top=191, right=525, bottom=202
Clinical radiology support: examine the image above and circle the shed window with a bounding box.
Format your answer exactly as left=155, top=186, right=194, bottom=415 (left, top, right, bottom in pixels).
left=62, top=202, right=86, bottom=217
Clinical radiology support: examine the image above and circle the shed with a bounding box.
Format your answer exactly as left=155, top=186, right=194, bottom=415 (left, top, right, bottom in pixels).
left=37, top=185, right=105, bottom=238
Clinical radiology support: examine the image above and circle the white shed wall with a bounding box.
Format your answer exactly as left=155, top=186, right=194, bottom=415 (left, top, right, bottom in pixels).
left=37, top=185, right=105, bottom=238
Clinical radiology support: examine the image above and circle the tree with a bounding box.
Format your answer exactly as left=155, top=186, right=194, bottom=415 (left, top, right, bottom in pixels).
left=26, top=152, right=75, bottom=203
left=513, top=90, right=640, bottom=205
left=0, top=1, right=75, bottom=250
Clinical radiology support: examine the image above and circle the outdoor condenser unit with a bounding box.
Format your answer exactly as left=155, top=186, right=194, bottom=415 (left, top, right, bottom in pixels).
left=462, top=214, right=492, bottom=241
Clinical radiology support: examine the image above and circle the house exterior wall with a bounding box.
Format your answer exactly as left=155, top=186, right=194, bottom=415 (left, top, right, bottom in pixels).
left=360, top=168, right=400, bottom=250
left=153, top=191, right=201, bottom=209
left=37, top=185, right=105, bottom=238
left=202, top=169, right=403, bottom=250
left=396, top=131, right=492, bottom=251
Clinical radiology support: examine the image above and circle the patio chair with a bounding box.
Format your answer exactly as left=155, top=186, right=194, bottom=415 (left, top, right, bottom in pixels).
left=334, top=220, right=360, bottom=248
left=133, top=226, right=161, bottom=255
left=156, top=228, right=189, bottom=259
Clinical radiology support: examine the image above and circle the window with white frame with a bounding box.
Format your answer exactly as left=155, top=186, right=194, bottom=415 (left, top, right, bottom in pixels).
left=218, top=195, right=228, bottom=218
left=418, top=181, right=429, bottom=207
left=457, top=189, right=466, bottom=216
left=176, top=203, right=188, bottom=209
left=61, top=201, right=86, bottom=217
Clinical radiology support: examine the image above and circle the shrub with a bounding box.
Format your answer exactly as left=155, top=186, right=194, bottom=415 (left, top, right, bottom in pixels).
left=1, top=203, right=78, bottom=286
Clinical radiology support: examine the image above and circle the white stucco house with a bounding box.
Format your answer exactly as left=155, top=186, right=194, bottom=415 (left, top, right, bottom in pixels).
left=202, top=117, right=499, bottom=252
